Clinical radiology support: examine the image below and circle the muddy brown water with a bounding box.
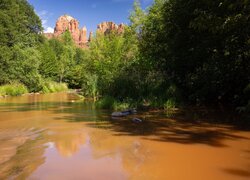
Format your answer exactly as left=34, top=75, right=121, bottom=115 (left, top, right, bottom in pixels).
left=0, top=93, right=249, bottom=180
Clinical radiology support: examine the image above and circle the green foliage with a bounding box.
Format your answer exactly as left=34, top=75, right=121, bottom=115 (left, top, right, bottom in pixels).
left=39, top=32, right=82, bottom=89
left=81, top=74, right=98, bottom=99
left=0, top=83, right=28, bottom=96
left=129, top=0, right=146, bottom=32
left=164, top=98, right=177, bottom=110
left=0, top=0, right=43, bottom=93
left=0, top=45, right=42, bottom=92
left=96, top=96, right=130, bottom=110
left=41, top=80, right=68, bottom=93
left=0, top=0, right=248, bottom=115
left=12, top=45, right=42, bottom=92
left=96, top=96, right=116, bottom=109
left=88, top=29, right=138, bottom=96
left=141, top=0, right=250, bottom=107
left=0, top=0, right=43, bottom=48
left=39, top=40, right=58, bottom=80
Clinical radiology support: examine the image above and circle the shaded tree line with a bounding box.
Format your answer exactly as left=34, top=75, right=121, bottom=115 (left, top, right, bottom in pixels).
left=140, top=0, right=250, bottom=108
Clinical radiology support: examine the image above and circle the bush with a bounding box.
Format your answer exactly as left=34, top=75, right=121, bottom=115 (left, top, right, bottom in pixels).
left=0, top=83, right=28, bottom=96
left=164, top=98, right=177, bottom=110
left=96, top=96, right=131, bottom=110
left=41, top=80, right=68, bottom=93
left=96, top=96, right=116, bottom=109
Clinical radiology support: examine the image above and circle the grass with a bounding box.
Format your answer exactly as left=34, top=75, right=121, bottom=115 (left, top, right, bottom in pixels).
left=41, top=80, right=68, bottom=93
left=96, top=96, right=130, bottom=110
left=96, top=95, right=179, bottom=111
left=0, top=83, right=28, bottom=96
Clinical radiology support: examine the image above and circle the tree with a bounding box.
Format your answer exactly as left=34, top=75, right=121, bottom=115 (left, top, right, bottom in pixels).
left=39, top=40, right=58, bottom=80
left=0, top=0, right=43, bottom=91
left=140, top=0, right=250, bottom=106
left=88, top=29, right=138, bottom=96
left=0, top=0, right=42, bottom=47
left=59, top=30, right=76, bottom=83
left=129, top=0, right=146, bottom=33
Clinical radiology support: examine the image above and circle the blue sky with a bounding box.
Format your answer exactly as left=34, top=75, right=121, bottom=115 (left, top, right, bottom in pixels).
left=28, top=0, right=153, bottom=33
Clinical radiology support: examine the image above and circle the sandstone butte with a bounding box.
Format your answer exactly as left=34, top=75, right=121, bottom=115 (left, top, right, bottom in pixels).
left=44, top=15, right=125, bottom=48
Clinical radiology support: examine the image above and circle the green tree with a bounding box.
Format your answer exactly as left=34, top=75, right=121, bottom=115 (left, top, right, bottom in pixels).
left=59, top=30, right=76, bottom=83
left=39, top=40, right=58, bottom=80
left=0, top=0, right=42, bottom=47
left=88, top=29, right=138, bottom=97
left=129, top=0, right=146, bottom=33
left=0, top=0, right=43, bottom=91
left=140, top=0, right=250, bottom=106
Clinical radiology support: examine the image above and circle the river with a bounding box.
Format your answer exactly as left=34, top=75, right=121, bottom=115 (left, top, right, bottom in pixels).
left=0, top=93, right=249, bottom=179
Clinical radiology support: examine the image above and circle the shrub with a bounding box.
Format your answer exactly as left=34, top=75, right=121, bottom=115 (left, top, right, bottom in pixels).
left=0, top=83, right=28, bottom=96
left=96, top=96, right=116, bottom=109
left=164, top=98, right=177, bottom=110
left=41, top=80, right=68, bottom=93
left=96, top=96, right=133, bottom=110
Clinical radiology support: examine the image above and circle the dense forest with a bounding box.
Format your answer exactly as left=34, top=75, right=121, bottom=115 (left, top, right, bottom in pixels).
left=0, top=0, right=249, bottom=114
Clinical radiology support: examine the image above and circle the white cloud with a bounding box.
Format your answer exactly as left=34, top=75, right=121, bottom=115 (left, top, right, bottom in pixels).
left=35, top=9, right=54, bottom=33
left=38, top=10, right=48, bottom=16
left=42, top=19, right=48, bottom=26
left=44, top=27, right=54, bottom=33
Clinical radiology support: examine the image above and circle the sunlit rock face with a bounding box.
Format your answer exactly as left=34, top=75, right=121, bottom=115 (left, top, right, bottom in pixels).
left=44, top=15, right=125, bottom=48
left=97, top=22, right=125, bottom=35
left=44, top=15, right=88, bottom=48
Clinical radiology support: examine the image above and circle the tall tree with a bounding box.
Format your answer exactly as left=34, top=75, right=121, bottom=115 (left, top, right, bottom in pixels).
left=0, top=0, right=42, bottom=47
left=0, top=0, right=43, bottom=90
left=141, top=0, right=250, bottom=105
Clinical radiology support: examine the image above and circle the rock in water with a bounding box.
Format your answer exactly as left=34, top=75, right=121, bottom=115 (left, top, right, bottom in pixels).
left=112, top=112, right=126, bottom=117
left=132, top=118, right=143, bottom=123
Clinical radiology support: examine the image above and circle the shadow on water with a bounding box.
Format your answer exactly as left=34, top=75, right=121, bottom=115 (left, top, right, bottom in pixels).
left=52, top=104, right=250, bottom=147
left=1, top=94, right=249, bottom=148
left=86, top=112, right=249, bottom=147
left=222, top=168, right=250, bottom=177
left=0, top=93, right=250, bottom=179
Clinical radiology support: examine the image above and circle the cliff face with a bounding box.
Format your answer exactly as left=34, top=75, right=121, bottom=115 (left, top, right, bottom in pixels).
left=44, top=15, right=125, bottom=48
left=45, top=15, right=88, bottom=48
left=97, top=22, right=125, bottom=35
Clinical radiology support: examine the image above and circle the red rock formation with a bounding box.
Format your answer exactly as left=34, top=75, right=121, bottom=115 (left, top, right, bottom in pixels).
left=118, top=23, right=125, bottom=34
left=44, top=15, right=125, bottom=48
left=45, top=15, right=88, bottom=47
left=79, top=26, right=87, bottom=43
left=97, top=22, right=125, bottom=35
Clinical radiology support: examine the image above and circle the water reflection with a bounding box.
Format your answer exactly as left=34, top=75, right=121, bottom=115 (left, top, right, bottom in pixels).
left=0, top=93, right=249, bottom=179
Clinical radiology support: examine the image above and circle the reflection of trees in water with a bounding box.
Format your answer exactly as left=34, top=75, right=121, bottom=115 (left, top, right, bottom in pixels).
left=1, top=93, right=249, bottom=179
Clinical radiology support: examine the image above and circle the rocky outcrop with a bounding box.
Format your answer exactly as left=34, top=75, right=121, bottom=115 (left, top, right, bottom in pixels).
left=97, top=22, right=125, bottom=35
left=44, top=15, right=125, bottom=48
left=45, top=15, right=88, bottom=48
left=79, top=26, right=87, bottom=43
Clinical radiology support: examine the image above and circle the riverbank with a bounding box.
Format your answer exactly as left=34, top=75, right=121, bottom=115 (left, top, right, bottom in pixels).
left=0, top=81, right=68, bottom=98
left=94, top=95, right=250, bottom=123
